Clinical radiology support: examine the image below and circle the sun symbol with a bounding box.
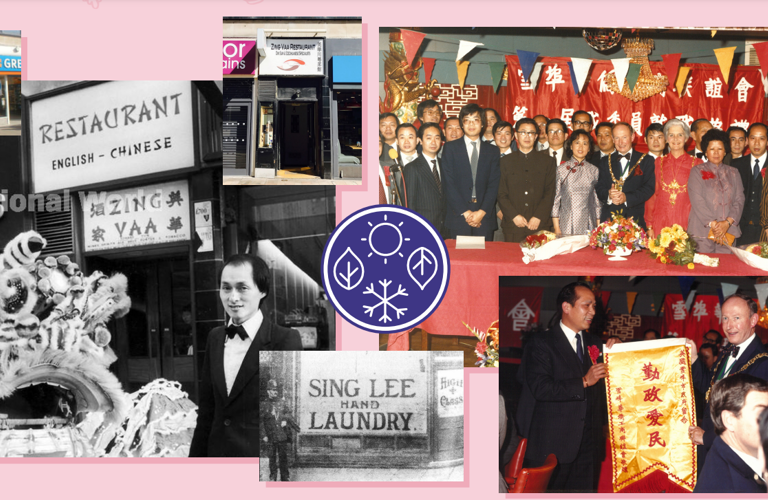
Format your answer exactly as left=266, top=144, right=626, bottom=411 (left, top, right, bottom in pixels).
left=360, top=214, right=411, bottom=264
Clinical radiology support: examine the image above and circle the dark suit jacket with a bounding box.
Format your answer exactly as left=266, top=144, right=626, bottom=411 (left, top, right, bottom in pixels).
left=189, top=319, right=303, bottom=457
left=399, top=154, right=446, bottom=234
left=516, top=324, right=605, bottom=466
left=261, top=398, right=301, bottom=443
left=497, top=150, right=556, bottom=242
left=596, top=150, right=656, bottom=228
left=692, top=336, right=768, bottom=453
left=441, top=137, right=500, bottom=233
left=693, top=436, right=767, bottom=493
left=733, top=154, right=763, bottom=241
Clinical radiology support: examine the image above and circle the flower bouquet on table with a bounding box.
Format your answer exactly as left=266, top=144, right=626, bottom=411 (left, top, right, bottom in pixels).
left=464, top=320, right=499, bottom=367
left=520, top=230, right=590, bottom=264
left=729, top=241, right=768, bottom=271
left=589, top=212, right=647, bottom=261
left=647, top=224, right=719, bottom=268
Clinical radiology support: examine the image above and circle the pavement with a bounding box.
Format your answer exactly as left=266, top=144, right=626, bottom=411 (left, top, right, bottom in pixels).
left=0, top=118, right=20, bottom=136
left=259, top=464, right=464, bottom=482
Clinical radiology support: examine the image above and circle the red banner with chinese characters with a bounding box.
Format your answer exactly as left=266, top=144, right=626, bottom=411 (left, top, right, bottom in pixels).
left=503, top=57, right=764, bottom=150
left=663, top=294, right=722, bottom=346
left=499, top=286, right=542, bottom=348
left=605, top=339, right=696, bottom=492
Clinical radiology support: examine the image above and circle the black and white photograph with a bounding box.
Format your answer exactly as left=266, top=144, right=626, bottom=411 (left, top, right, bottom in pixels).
left=259, top=350, right=464, bottom=481
left=0, top=80, right=336, bottom=458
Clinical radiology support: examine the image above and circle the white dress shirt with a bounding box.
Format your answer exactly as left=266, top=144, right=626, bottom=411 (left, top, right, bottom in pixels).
left=422, top=152, right=440, bottom=180
left=499, top=147, right=512, bottom=157
left=750, top=152, right=767, bottom=177
left=224, top=309, right=263, bottom=395
left=401, top=151, right=419, bottom=166
left=732, top=446, right=765, bottom=481
left=560, top=320, right=583, bottom=356
left=724, top=333, right=757, bottom=375
left=693, top=148, right=706, bottom=161
left=548, top=147, right=565, bottom=165
left=464, top=135, right=481, bottom=161
left=379, top=166, right=391, bottom=204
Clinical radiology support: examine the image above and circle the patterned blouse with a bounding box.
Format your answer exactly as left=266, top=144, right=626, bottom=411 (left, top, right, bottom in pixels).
left=551, top=157, right=601, bottom=235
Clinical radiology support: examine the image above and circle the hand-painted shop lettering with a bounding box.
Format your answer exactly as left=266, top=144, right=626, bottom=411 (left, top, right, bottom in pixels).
left=308, top=378, right=416, bottom=398
left=52, top=153, right=94, bottom=170
left=339, top=400, right=380, bottom=409
left=440, top=377, right=463, bottom=390
left=369, top=379, right=416, bottom=398
left=440, top=395, right=463, bottom=408
left=39, top=93, right=183, bottom=144
left=111, top=137, right=172, bottom=159
left=309, top=412, right=413, bottom=431
left=114, top=219, right=158, bottom=238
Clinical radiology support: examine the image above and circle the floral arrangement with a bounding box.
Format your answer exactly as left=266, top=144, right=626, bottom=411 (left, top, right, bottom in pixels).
left=647, top=224, right=696, bottom=269
left=588, top=213, right=647, bottom=255
left=521, top=230, right=556, bottom=249
left=464, top=320, right=499, bottom=367
left=746, top=242, right=768, bottom=258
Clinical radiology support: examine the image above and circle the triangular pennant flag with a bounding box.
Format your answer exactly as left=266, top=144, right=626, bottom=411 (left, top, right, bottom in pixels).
left=713, top=46, right=737, bottom=84
left=517, top=50, right=539, bottom=82
left=722, top=282, right=739, bottom=299
left=661, top=53, right=682, bottom=90
left=400, top=30, right=426, bottom=68
left=626, top=292, right=638, bottom=315
left=717, top=288, right=725, bottom=305
left=678, top=276, right=695, bottom=302
left=753, top=42, right=768, bottom=87
left=456, top=60, right=470, bottom=91
left=570, top=57, right=593, bottom=95
left=626, top=63, right=642, bottom=92
left=685, top=289, right=697, bottom=312
left=611, top=58, right=631, bottom=91
left=755, top=283, right=768, bottom=311
left=488, top=62, right=506, bottom=93
left=457, top=40, right=483, bottom=61
left=601, top=291, right=612, bottom=309
left=711, top=30, right=717, bottom=38
left=422, top=57, right=436, bottom=82
left=652, top=293, right=665, bottom=316
left=566, top=61, right=579, bottom=94
left=528, top=62, right=544, bottom=92
left=676, top=67, right=691, bottom=97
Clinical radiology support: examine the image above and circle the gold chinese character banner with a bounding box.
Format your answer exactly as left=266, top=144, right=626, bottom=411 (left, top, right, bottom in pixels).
left=604, top=338, right=696, bottom=492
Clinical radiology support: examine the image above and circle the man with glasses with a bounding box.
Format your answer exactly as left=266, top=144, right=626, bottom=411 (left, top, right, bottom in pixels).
left=571, top=110, right=594, bottom=133
left=542, top=118, right=570, bottom=165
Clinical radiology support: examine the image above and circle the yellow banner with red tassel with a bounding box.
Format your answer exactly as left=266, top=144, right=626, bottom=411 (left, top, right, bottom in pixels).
left=604, top=338, right=696, bottom=493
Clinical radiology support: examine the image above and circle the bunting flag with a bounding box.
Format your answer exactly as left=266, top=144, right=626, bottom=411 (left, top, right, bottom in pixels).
left=567, top=61, right=579, bottom=94
left=721, top=282, right=739, bottom=299
left=684, top=290, right=697, bottom=312
left=652, top=293, right=665, bottom=316
left=711, top=30, right=717, bottom=38
left=753, top=42, right=768, bottom=86
left=457, top=40, right=483, bottom=61
left=528, top=62, right=544, bottom=92
left=717, top=288, right=724, bottom=305
left=755, top=283, right=768, bottom=310
left=713, top=46, right=737, bottom=84
left=456, top=60, right=470, bottom=91
left=661, top=53, right=682, bottom=90
left=611, top=58, right=632, bottom=91
left=601, top=291, right=612, bottom=309
left=678, top=277, right=695, bottom=303
left=675, top=66, right=691, bottom=97
left=626, top=292, right=638, bottom=315
left=400, top=29, right=426, bottom=68
left=570, top=57, right=593, bottom=95
left=626, top=63, right=643, bottom=92
left=422, top=57, right=436, bottom=82
left=488, top=62, right=506, bottom=93
left=517, top=50, right=539, bottom=82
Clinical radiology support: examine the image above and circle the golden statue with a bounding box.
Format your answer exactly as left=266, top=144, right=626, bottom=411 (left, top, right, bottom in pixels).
left=380, top=31, right=438, bottom=124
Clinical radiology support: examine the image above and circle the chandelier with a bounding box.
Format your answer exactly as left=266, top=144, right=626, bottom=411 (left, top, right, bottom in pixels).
left=606, top=37, right=669, bottom=102
left=583, top=28, right=623, bottom=51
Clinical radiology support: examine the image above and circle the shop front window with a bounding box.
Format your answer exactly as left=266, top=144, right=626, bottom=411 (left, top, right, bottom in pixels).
left=259, top=104, right=274, bottom=148
left=335, top=90, right=361, bottom=164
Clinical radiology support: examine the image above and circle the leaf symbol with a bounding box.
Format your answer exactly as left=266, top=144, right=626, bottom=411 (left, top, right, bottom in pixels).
left=407, top=247, right=438, bottom=291
left=333, top=247, right=364, bottom=291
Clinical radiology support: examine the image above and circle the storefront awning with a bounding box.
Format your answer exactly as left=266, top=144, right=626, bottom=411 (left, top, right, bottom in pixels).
left=331, top=56, right=361, bottom=84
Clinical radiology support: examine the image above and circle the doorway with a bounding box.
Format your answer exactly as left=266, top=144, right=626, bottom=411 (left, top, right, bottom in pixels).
left=86, top=255, right=197, bottom=401
left=279, top=102, right=316, bottom=172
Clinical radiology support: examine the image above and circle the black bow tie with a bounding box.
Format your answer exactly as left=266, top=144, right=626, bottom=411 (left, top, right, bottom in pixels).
left=722, top=343, right=740, bottom=359
left=225, top=324, right=248, bottom=341
left=696, top=152, right=705, bottom=159
left=619, top=153, right=631, bottom=161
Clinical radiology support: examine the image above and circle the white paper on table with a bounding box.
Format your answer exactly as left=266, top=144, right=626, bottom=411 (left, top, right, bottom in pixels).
left=455, top=235, right=485, bottom=249
left=521, top=234, right=589, bottom=264
left=728, top=245, right=768, bottom=271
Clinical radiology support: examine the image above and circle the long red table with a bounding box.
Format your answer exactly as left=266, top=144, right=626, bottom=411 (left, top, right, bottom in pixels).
left=387, top=240, right=767, bottom=350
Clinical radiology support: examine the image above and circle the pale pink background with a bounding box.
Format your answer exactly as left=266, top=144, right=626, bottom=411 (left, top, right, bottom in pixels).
left=1, top=2, right=745, bottom=498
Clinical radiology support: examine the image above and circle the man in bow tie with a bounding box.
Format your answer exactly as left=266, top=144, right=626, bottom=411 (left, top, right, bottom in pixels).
left=190, top=254, right=302, bottom=457
left=688, top=292, right=768, bottom=468
left=595, top=122, right=656, bottom=229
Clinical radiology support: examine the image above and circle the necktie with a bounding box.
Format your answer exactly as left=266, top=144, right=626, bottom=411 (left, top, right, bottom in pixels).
left=431, top=159, right=442, bottom=193
left=619, top=153, right=631, bottom=161
left=551, top=150, right=556, bottom=158
left=225, top=324, right=248, bottom=341
left=470, top=141, right=478, bottom=198
left=696, top=152, right=705, bottom=159
left=755, top=158, right=761, bottom=180
left=575, top=333, right=584, bottom=363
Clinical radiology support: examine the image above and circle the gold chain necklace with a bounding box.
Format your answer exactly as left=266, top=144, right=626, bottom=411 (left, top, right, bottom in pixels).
left=609, top=152, right=647, bottom=191
left=658, top=155, right=696, bottom=205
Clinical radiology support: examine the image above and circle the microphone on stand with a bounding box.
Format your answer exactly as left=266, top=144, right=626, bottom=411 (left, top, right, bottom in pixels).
left=388, top=148, right=406, bottom=207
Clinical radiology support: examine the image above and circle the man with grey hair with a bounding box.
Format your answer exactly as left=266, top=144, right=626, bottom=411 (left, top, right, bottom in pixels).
left=595, top=122, right=656, bottom=229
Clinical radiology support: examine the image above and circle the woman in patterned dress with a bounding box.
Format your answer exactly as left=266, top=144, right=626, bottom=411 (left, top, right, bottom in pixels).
left=644, top=119, right=703, bottom=239
left=551, top=129, right=601, bottom=235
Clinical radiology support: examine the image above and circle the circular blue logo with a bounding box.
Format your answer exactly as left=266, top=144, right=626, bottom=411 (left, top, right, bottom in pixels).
left=322, top=205, right=450, bottom=333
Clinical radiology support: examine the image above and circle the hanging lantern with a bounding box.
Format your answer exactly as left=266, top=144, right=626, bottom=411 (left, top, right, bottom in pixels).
left=605, top=36, right=669, bottom=102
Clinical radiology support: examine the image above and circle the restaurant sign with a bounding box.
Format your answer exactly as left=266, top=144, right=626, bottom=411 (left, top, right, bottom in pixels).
left=300, top=352, right=427, bottom=435
left=259, top=38, right=323, bottom=76
left=81, top=180, right=190, bottom=252
left=30, top=81, right=195, bottom=193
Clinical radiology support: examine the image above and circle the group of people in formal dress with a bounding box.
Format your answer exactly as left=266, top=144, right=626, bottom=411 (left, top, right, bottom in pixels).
left=380, top=100, right=768, bottom=252
left=500, top=283, right=768, bottom=493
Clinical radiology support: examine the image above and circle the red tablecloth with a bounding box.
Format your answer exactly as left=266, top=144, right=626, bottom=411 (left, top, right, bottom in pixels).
left=387, top=240, right=766, bottom=350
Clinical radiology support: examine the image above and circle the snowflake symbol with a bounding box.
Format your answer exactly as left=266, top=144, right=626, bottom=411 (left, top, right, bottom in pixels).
left=363, top=279, right=408, bottom=323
